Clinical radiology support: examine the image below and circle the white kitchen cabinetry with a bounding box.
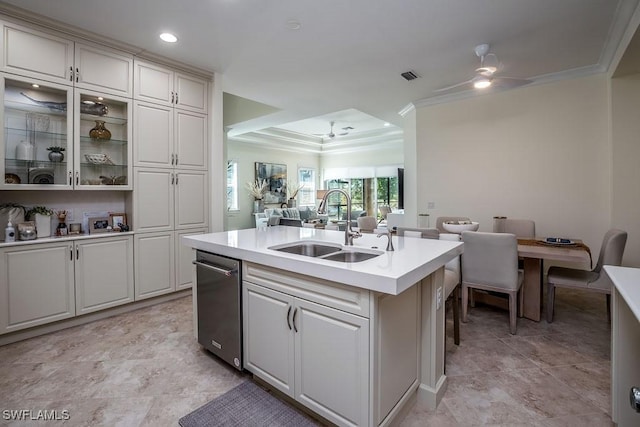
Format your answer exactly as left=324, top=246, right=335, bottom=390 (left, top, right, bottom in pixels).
left=0, top=242, right=74, bottom=333
left=134, top=60, right=207, bottom=113
left=243, top=269, right=370, bottom=427
left=2, top=21, right=133, bottom=97
left=75, top=236, right=134, bottom=315
left=133, top=167, right=208, bottom=232
left=0, top=235, right=134, bottom=334
left=176, top=228, right=206, bottom=290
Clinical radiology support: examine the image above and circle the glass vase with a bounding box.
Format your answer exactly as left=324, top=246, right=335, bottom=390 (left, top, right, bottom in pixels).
left=89, top=120, right=111, bottom=140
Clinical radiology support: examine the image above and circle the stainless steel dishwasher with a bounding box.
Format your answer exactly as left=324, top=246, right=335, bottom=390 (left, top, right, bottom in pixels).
left=193, top=251, right=242, bottom=370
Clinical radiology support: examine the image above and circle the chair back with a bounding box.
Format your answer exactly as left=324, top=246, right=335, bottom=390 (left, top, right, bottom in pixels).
left=461, top=231, right=519, bottom=290
left=496, top=219, right=535, bottom=238
left=594, top=229, right=627, bottom=272
left=378, top=205, right=392, bottom=219
left=357, top=216, right=377, bottom=232
left=396, top=227, right=440, bottom=239
left=435, top=216, right=470, bottom=233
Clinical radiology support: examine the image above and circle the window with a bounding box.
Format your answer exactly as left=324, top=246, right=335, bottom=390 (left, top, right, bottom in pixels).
left=297, top=168, right=316, bottom=207
left=227, top=160, right=238, bottom=211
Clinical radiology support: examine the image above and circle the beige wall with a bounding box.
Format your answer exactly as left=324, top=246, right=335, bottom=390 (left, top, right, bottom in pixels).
left=612, top=76, right=640, bottom=266
left=412, top=74, right=612, bottom=265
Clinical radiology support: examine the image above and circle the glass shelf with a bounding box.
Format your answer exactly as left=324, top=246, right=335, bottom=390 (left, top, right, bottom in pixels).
left=79, top=135, right=127, bottom=145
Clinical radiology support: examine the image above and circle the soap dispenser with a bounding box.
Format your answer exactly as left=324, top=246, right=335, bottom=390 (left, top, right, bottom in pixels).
left=5, top=220, right=15, bottom=242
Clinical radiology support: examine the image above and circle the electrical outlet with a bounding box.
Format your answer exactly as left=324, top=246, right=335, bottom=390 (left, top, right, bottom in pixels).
left=436, top=286, right=442, bottom=310
left=427, top=201, right=435, bottom=209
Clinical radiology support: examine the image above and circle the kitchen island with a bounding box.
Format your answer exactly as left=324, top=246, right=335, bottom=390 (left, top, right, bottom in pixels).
left=183, top=226, right=463, bottom=427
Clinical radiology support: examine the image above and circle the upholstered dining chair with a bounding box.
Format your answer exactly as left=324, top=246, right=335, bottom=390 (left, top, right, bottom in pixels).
left=461, top=231, right=524, bottom=334
left=546, top=229, right=627, bottom=323
left=435, top=216, right=471, bottom=233
left=378, top=205, right=392, bottom=224
left=356, top=216, right=378, bottom=233
left=398, top=227, right=460, bottom=345
left=494, top=219, right=535, bottom=238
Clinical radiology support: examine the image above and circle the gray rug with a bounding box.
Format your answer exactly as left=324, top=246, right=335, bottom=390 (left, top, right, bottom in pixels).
left=178, top=380, right=320, bottom=427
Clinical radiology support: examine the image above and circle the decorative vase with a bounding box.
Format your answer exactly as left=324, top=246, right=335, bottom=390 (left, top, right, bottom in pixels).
left=48, top=151, right=64, bottom=162
left=16, top=140, right=34, bottom=161
left=254, top=199, right=264, bottom=213
left=34, top=213, right=51, bottom=238
left=89, top=120, right=111, bottom=140
left=287, top=198, right=296, bottom=208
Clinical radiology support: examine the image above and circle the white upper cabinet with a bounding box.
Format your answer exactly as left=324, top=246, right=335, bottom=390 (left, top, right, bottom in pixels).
left=134, top=59, right=208, bottom=113
left=1, top=21, right=133, bottom=97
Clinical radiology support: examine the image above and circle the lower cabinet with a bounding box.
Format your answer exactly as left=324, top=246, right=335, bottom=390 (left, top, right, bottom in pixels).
left=0, top=235, right=134, bottom=334
left=134, top=228, right=205, bottom=300
left=244, top=281, right=369, bottom=427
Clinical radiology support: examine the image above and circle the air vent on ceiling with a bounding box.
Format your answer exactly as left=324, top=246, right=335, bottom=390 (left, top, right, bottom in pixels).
left=401, top=71, right=419, bottom=81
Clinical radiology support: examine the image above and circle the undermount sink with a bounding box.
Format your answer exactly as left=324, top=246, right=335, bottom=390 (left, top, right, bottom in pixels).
left=269, top=241, right=383, bottom=263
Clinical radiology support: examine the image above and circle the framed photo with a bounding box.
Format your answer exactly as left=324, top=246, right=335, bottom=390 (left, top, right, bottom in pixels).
left=109, top=213, right=127, bottom=231
left=89, top=217, right=110, bottom=234
left=255, top=162, right=287, bottom=204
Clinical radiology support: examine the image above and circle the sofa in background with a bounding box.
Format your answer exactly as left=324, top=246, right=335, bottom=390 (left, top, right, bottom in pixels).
left=255, top=207, right=328, bottom=228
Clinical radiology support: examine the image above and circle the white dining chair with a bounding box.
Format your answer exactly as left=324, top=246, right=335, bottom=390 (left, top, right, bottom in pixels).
left=356, top=216, right=377, bottom=233
left=461, top=231, right=523, bottom=334
left=546, top=229, right=627, bottom=323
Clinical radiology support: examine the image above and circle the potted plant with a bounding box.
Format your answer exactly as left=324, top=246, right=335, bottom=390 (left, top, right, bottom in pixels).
left=25, top=206, right=53, bottom=238
left=46, top=146, right=65, bottom=162
left=246, top=179, right=268, bottom=212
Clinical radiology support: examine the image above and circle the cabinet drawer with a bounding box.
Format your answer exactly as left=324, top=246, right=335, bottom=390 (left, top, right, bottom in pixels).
left=243, top=262, right=370, bottom=318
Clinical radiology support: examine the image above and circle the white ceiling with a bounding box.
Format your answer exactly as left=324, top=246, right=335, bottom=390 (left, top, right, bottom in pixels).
left=2, top=0, right=638, bottom=140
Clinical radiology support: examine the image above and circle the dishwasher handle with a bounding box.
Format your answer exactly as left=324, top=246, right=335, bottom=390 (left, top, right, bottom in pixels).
left=193, top=260, right=237, bottom=277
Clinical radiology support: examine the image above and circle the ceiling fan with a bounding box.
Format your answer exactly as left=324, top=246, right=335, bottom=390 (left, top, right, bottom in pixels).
left=434, top=43, right=532, bottom=94
left=314, top=121, right=354, bottom=139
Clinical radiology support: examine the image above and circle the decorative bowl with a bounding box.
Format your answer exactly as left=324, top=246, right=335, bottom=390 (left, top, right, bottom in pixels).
left=84, top=153, right=114, bottom=165
left=442, top=221, right=479, bottom=233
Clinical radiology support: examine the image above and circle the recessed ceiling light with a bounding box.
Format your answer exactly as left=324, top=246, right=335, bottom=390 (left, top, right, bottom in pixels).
left=383, top=122, right=391, bottom=127
left=160, top=32, right=178, bottom=43
left=285, top=19, right=301, bottom=30
left=31, top=84, right=39, bottom=88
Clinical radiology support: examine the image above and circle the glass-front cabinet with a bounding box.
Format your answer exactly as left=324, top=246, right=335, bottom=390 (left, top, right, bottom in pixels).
left=1, top=73, right=131, bottom=190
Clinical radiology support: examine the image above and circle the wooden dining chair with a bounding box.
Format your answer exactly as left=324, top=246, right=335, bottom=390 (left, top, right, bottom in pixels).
left=546, top=229, right=627, bottom=323
left=461, top=231, right=524, bottom=334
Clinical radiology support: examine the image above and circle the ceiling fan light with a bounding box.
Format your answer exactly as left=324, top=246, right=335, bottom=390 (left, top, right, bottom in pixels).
left=473, top=77, right=492, bottom=89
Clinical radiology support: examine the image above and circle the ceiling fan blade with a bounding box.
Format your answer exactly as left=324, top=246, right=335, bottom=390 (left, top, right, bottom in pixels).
left=433, top=79, right=473, bottom=93
left=338, top=132, right=349, bottom=136
left=493, top=76, right=532, bottom=89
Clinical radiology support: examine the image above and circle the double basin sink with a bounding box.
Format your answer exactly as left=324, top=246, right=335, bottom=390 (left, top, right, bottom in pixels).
left=269, top=241, right=383, bottom=263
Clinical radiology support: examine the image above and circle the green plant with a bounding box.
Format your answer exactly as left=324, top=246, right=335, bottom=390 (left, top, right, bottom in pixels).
left=26, top=205, right=53, bottom=219
left=46, top=146, right=65, bottom=152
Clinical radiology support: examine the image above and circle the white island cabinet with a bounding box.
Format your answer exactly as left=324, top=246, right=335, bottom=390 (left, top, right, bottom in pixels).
left=183, top=227, right=462, bottom=427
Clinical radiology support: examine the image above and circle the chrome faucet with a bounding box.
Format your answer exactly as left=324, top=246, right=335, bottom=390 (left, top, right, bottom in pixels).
left=317, top=189, right=362, bottom=245
left=377, top=229, right=394, bottom=251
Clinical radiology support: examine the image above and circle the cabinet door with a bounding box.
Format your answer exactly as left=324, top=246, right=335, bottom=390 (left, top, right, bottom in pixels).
left=175, top=72, right=207, bottom=113
left=74, top=43, right=133, bottom=97
left=175, top=109, right=207, bottom=170
left=133, top=168, right=174, bottom=232
left=1, top=74, right=74, bottom=189
left=175, top=170, right=208, bottom=229
left=243, top=282, right=295, bottom=397
left=0, top=243, right=75, bottom=334
left=134, top=231, right=175, bottom=299
left=294, top=298, right=369, bottom=427
left=75, top=236, right=134, bottom=315
left=1, top=22, right=74, bottom=85
left=133, top=60, right=173, bottom=106
left=133, top=101, right=173, bottom=167
left=75, top=89, right=132, bottom=190
left=175, top=228, right=206, bottom=290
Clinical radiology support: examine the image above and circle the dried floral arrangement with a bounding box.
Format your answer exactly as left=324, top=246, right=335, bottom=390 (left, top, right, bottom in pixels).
left=246, top=179, right=268, bottom=199
left=286, top=181, right=304, bottom=199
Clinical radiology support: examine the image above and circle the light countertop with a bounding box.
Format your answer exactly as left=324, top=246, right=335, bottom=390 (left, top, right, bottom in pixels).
left=604, top=265, right=640, bottom=321
left=182, top=226, right=463, bottom=295
left=0, top=231, right=135, bottom=248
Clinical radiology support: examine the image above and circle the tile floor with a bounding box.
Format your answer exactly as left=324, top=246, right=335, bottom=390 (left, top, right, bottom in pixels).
left=0, top=287, right=612, bottom=426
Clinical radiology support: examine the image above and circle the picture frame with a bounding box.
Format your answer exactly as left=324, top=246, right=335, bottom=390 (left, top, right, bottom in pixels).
left=109, top=213, right=127, bottom=231
left=89, top=217, right=110, bottom=234
left=255, top=162, right=287, bottom=204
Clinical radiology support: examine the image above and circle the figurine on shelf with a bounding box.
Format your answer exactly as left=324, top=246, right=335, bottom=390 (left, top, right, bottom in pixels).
left=56, top=210, right=68, bottom=236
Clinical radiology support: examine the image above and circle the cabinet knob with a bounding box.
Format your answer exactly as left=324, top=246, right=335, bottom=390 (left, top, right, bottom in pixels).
left=69, top=66, right=73, bottom=82
left=68, top=171, right=72, bottom=186
left=175, top=92, right=178, bottom=104
left=75, top=171, right=79, bottom=186
left=171, top=91, right=175, bottom=104
left=75, top=67, right=80, bottom=83
left=631, top=387, right=640, bottom=412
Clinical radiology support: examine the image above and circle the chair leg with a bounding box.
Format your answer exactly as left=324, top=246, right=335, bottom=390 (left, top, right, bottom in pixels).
left=470, top=289, right=476, bottom=307
left=546, top=283, right=555, bottom=323
left=518, top=286, right=524, bottom=318
left=462, top=284, right=469, bottom=323
left=509, top=292, right=517, bottom=335
left=606, top=293, right=611, bottom=323
left=452, top=286, right=460, bottom=345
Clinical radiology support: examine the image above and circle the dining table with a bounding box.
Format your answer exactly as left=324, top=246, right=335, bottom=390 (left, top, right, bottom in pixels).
left=471, top=237, right=592, bottom=322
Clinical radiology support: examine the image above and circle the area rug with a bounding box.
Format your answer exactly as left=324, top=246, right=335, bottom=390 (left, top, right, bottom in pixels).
left=178, top=380, right=319, bottom=427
